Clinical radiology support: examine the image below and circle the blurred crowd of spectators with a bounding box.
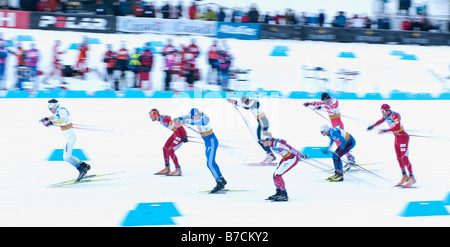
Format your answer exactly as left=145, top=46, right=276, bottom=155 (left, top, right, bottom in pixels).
left=1, top=0, right=448, bottom=32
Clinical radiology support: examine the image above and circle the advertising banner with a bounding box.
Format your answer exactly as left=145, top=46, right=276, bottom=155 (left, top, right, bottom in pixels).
left=216, top=22, right=260, bottom=40
left=0, top=10, right=30, bottom=29
left=260, top=24, right=301, bottom=39
left=117, top=17, right=216, bottom=36
left=30, top=12, right=116, bottom=33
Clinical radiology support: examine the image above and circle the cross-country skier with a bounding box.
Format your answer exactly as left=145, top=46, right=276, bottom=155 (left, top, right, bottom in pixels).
left=39, top=99, right=91, bottom=181
left=320, top=124, right=356, bottom=182
left=227, top=95, right=276, bottom=165
left=150, top=108, right=187, bottom=176
left=174, top=108, right=226, bottom=193
left=303, top=92, right=355, bottom=168
left=367, top=104, right=415, bottom=187
left=261, top=131, right=309, bottom=201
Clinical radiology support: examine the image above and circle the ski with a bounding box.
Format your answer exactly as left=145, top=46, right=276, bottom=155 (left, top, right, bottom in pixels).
left=198, top=189, right=253, bottom=194
left=246, top=162, right=277, bottom=166
left=323, top=162, right=381, bottom=172
left=48, top=171, right=124, bottom=187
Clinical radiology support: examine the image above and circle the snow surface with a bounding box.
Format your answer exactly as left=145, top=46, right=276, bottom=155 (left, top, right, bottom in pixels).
left=0, top=98, right=450, bottom=227
left=0, top=27, right=449, bottom=227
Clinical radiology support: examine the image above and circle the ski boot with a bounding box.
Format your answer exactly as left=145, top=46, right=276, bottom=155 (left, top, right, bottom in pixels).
left=167, top=167, right=182, bottom=176
left=271, top=190, right=288, bottom=202
left=344, top=155, right=356, bottom=171
left=402, top=175, right=416, bottom=188
left=395, top=173, right=409, bottom=187
left=76, top=162, right=91, bottom=182
left=327, top=171, right=344, bottom=182
left=210, top=176, right=227, bottom=193
left=266, top=188, right=282, bottom=200
left=155, top=165, right=170, bottom=175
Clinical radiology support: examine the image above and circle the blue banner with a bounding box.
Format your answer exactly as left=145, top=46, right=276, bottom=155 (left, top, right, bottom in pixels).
left=216, top=22, right=260, bottom=40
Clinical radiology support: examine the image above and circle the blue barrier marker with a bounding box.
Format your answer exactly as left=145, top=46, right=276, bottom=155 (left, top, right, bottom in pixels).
left=123, top=90, right=146, bottom=98
left=400, top=54, right=417, bottom=60
left=338, top=52, right=356, bottom=58
left=5, top=91, right=29, bottom=98
left=92, top=90, right=117, bottom=98
left=121, top=202, right=182, bottom=226
left=48, top=149, right=89, bottom=161
left=270, top=46, right=289, bottom=56
left=399, top=201, right=449, bottom=217
left=389, top=50, right=404, bottom=56
left=443, top=192, right=450, bottom=205
left=16, top=35, right=34, bottom=42
left=300, top=147, right=331, bottom=159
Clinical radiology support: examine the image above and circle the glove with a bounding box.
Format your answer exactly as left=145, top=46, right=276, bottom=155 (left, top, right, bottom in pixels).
left=300, top=154, right=309, bottom=160
left=172, top=118, right=181, bottom=123
left=303, top=102, right=310, bottom=107
left=314, top=106, right=322, bottom=110
left=44, top=121, right=53, bottom=127
left=39, top=117, right=49, bottom=123
left=227, top=99, right=237, bottom=105
left=367, top=125, right=374, bottom=131
left=182, top=136, right=188, bottom=143
left=378, top=129, right=386, bottom=134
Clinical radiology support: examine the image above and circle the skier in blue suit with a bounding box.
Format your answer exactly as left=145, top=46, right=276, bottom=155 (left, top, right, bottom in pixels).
left=175, top=108, right=226, bottom=193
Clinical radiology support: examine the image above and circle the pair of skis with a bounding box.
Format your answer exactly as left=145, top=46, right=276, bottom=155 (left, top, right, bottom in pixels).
left=48, top=171, right=124, bottom=187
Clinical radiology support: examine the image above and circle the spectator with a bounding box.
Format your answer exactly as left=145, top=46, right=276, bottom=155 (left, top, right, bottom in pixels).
left=218, top=7, right=226, bottom=22
left=205, top=7, right=216, bottom=21
left=401, top=17, right=413, bottom=30
left=332, top=11, right=347, bottom=27
left=162, top=39, right=176, bottom=90
left=231, top=7, right=243, bottom=23
left=263, top=11, right=272, bottom=24
left=95, top=0, right=106, bottom=15
left=137, top=44, right=153, bottom=90
left=363, top=14, right=372, bottom=28
left=188, top=1, right=196, bottom=20
left=161, top=2, right=170, bottom=19
left=241, top=13, right=250, bottom=23
left=20, top=0, right=38, bottom=11
left=297, top=12, right=308, bottom=25
left=285, top=8, right=296, bottom=25
left=318, top=9, right=326, bottom=27
left=169, top=4, right=180, bottom=19
left=377, top=15, right=391, bottom=29
left=248, top=5, right=259, bottom=23
left=217, top=49, right=232, bottom=91
left=350, top=14, right=365, bottom=28
left=144, top=1, right=156, bottom=17
left=58, top=0, right=67, bottom=13
left=133, top=0, right=145, bottom=17
left=114, top=0, right=130, bottom=16
left=176, top=1, right=183, bottom=19
left=0, top=40, right=7, bottom=90
left=26, top=43, right=40, bottom=90
left=206, top=39, right=219, bottom=84
left=36, top=0, right=52, bottom=12
left=273, top=11, right=285, bottom=25
left=103, top=44, right=117, bottom=89
left=399, top=0, right=411, bottom=16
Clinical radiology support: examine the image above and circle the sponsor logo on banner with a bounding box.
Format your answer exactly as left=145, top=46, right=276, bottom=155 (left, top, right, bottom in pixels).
left=30, top=12, right=115, bottom=33
left=216, top=22, right=260, bottom=40
left=117, top=17, right=216, bottom=36
left=0, top=10, right=30, bottom=29
left=38, top=15, right=108, bottom=30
